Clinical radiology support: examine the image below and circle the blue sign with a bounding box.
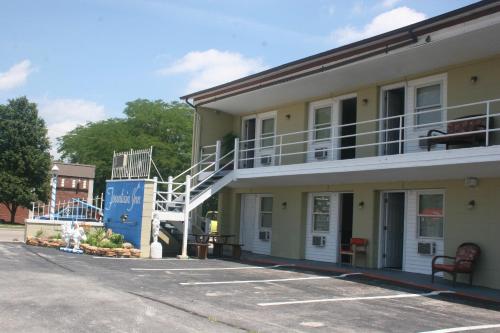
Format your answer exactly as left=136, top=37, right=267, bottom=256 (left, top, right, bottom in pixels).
left=103, top=180, right=145, bottom=248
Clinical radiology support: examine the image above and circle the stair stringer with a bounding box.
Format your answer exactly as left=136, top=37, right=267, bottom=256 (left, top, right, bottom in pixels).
left=188, top=171, right=235, bottom=212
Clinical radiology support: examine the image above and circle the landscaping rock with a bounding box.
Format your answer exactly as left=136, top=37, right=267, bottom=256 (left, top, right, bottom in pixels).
left=122, top=242, right=133, bottom=249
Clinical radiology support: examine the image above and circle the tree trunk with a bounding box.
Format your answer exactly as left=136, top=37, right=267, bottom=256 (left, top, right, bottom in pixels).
left=8, top=204, right=18, bottom=224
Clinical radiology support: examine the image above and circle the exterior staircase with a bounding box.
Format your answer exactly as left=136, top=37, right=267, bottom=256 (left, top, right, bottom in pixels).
left=152, top=140, right=238, bottom=257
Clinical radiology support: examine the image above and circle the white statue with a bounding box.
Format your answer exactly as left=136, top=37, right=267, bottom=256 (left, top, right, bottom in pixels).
left=150, top=213, right=162, bottom=259
left=60, top=221, right=87, bottom=254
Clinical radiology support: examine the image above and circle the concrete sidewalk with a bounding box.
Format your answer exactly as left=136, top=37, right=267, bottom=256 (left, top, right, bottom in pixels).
left=0, top=227, right=24, bottom=242
left=240, top=252, right=500, bottom=305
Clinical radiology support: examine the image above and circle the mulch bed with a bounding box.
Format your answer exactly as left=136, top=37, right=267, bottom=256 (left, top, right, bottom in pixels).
left=25, top=237, right=141, bottom=258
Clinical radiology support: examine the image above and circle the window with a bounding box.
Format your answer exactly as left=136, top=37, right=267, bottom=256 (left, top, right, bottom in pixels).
left=418, top=193, right=444, bottom=238
left=259, top=196, right=273, bottom=228
left=312, top=195, right=330, bottom=232
left=82, top=180, right=87, bottom=189
left=314, top=106, right=331, bottom=141
left=71, top=179, right=76, bottom=188
left=260, top=118, right=275, bottom=148
left=415, top=84, right=442, bottom=125
left=60, top=178, right=65, bottom=187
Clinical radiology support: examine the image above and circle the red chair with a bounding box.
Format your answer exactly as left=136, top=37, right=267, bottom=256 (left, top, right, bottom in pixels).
left=340, top=238, right=368, bottom=267
left=431, top=243, right=481, bottom=287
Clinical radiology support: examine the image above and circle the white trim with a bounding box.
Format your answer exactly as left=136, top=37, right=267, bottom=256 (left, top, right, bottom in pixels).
left=378, top=82, right=406, bottom=156
left=180, top=276, right=330, bottom=286
left=416, top=189, right=445, bottom=240
left=418, top=324, right=500, bottom=333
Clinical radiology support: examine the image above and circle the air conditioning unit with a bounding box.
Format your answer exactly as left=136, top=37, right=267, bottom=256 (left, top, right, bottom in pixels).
left=259, top=231, right=270, bottom=241
left=312, top=236, right=326, bottom=247
left=115, top=154, right=128, bottom=168
left=260, top=155, right=272, bottom=166
left=314, top=148, right=328, bottom=160
left=417, top=242, right=436, bottom=256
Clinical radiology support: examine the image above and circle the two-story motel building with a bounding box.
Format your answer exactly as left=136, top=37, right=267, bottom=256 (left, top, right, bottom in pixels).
left=180, top=1, right=500, bottom=289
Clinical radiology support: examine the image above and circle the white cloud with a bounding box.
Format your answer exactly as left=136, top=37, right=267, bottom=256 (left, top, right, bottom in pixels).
left=332, top=6, right=427, bottom=45
left=381, top=0, right=402, bottom=8
left=157, top=49, right=268, bottom=93
left=0, top=60, right=34, bottom=91
left=37, top=98, right=107, bottom=157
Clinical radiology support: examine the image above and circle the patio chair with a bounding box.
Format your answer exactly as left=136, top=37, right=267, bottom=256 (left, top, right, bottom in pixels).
left=340, top=238, right=368, bottom=267
left=431, top=242, right=481, bottom=287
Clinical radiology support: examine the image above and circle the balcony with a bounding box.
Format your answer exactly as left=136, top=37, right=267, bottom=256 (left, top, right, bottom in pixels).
left=198, top=98, right=500, bottom=187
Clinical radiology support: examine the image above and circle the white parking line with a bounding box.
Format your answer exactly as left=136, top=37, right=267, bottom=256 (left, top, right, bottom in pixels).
left=180, top=276, right=331, bottom=286
left=337, top=272, right=363, bottom=278
left=419, top=324, right=500, bottom=333
left=131, top=264, right=293, bottom=271
left=94, top=256, right=199, bottom=261
left=257, top=290, right=455, bottom=306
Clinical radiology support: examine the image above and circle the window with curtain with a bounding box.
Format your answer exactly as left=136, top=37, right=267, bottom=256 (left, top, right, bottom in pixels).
left=260, top=196, right=273, bottom=228
left=260, top=118, right=275, bottom=148
left=314, top=107, right=332, bottom=141
left=418, top=193, right=444, bottom=238
left=312, top=195, right=330, bottom=232
left=415, top=84, right=442, bottom=125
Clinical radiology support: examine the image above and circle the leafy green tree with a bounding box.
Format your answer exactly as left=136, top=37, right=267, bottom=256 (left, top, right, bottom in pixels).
left=0, top=97, right=51, bottom=223
left=58, top=99, right=193, bottom=194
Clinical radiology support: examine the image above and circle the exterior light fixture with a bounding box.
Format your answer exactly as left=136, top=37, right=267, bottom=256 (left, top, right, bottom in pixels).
left=468, top=200, right=476, bottom=209
left=470, top=76, right=478, bottom=84
left=465, top=177, right=479, bottom=188
left=282, top=202, right=287, bottom=209
left=286, top=114, right=291, bottom=120
left=358, top=201, right=365, bottom=209
left=362, top=98, right=368, bottom=105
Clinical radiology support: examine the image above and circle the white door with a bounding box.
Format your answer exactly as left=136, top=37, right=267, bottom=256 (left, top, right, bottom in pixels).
left=308, top=99, right=338, bottom=162
left=240, top=194, right=256, bottom=251
left=255, top=112, right=276, bottom=167
left=305, top=193, right=339, bottom=262
left=406, top=74, right=447, bottom=153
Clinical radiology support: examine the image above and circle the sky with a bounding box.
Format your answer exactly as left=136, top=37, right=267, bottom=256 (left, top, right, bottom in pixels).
left=0, top=0, right=477, bottom=155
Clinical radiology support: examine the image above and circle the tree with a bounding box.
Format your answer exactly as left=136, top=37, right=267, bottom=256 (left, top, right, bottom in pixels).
left=58, top=100, right=193, bottom=194
left=0, top=97, right=51, bottom=223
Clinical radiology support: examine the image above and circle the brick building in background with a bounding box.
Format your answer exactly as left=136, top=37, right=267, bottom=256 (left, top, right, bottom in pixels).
left=0, top=162, right=96, bottom=224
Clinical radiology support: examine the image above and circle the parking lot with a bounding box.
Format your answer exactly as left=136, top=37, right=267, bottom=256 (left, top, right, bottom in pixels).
left=1, top=242, right=499, bottom=333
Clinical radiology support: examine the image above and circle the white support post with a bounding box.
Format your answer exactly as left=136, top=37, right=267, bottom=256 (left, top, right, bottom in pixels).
left=486, top=102, right=490, bottom=147
left=167, top=176, right=173, bottom=203
left=152, top=177, right=158, bottom=212
left=233, top=138, right=239, bottom=170
left=215, top=140, right=221, bottom=171
left=178, top=175, right=191, bottom=259
left=398, top=115, right=403, bottom=154
left=278, top=136, right=283, bottom=165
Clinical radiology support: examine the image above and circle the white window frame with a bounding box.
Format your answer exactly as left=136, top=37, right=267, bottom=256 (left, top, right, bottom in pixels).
left=82, top=180, right=87, bottom=189
left=407, top=73, right=448, bottom=129
left=416, top=190, right=445, bottom=240
left=256, top=111, right=277, bottom=150
left=60, top=178, right=65, bottom=187
left=258, top=195, right=273, bottom=230
left=308, top=98, right=334, bottom=143
left=311, top=194, right=331, bottom=233
left=71, top=179, right=76, bottom=188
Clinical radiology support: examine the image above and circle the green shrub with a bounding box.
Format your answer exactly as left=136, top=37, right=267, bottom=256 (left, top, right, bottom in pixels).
left=50, top=233, right=61, bottom=240
left=99, top=239, right=118, bottom=248
left=35, top=229, right=43, bottom=238
left=109, top=233, right=124, bottom=246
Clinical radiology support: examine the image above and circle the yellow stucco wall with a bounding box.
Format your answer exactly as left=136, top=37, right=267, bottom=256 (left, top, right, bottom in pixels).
left=224, top=177, right=500, bottom=289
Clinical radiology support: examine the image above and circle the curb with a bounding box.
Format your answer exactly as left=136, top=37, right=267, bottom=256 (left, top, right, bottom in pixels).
left=240, top=257, right=500, bottom=306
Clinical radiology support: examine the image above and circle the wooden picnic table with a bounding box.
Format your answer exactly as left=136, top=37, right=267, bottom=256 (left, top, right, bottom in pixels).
left=189, top=233, right=242, bottom=259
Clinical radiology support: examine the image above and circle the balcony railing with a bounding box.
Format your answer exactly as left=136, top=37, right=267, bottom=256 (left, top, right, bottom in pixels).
left=228, top=98, right=500, bottom=169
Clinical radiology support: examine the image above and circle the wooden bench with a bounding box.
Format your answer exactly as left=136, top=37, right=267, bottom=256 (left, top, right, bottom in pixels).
left=188, top=242, right=209, bottom=259
left=212, top=242, right=243, bottom=259
left=425, top=115, right=493, bottom=151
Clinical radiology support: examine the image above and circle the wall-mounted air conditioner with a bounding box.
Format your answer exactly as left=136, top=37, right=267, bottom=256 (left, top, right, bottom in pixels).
left=259, top=231, right=270, bottom=241
left=417, top=242, right=436, bottom=256
left=260, top=155, right=272, bottom=166
left=314, top=148, right=328, bottom=160
left=312, top=235, right=326, bottom=247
